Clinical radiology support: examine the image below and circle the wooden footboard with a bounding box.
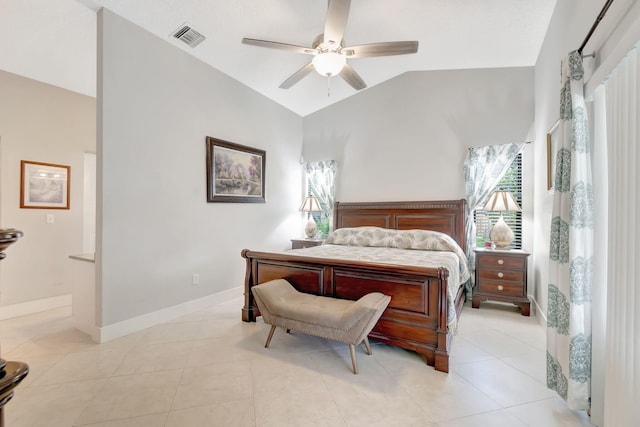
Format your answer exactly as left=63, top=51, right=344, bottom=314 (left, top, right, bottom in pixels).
left=241, top=249, right=464, bottom=373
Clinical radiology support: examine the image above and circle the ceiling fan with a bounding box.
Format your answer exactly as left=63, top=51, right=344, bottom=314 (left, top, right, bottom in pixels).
left=242, top=0, right=419, bottom=91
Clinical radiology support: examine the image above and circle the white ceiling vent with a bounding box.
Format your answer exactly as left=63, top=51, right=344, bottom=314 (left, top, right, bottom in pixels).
left=171, top=24, right=205, bottom=48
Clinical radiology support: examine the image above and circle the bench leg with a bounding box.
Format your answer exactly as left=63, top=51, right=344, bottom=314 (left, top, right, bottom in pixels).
left=349, top=344, right=359, bottom=374
left=264, top=325, right=277, bottom=348
left=363, top=337, right=372, bottom=355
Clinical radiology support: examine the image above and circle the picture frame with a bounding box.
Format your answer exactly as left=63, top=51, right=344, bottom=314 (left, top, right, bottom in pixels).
left=20, top=160, right=70, bottom=209
left=546, top=119, right=560, bottom=191
left=206, top=137, right=266, bottom=203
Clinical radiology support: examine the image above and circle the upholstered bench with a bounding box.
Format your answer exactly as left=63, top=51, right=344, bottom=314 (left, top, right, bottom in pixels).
left=251, top=279, right=391, bottom=374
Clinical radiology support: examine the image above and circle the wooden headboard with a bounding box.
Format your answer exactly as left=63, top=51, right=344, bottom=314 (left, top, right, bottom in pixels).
left=333, top=199, right=467, bottom=250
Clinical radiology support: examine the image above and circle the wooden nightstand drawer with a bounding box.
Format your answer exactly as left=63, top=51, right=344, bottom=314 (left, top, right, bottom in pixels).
left=477, top=280, right=525, bottom=297
left=291, top=239, right=324, bottom=249
left=477, top=268, right=524, bottom=283
left=477, top=254, right=525, bottom=270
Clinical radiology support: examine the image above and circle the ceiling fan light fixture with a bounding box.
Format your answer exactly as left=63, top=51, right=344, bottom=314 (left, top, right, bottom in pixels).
left=242, top=0, right=418, bottom=90
left=312, top=51, right=346, bottom=77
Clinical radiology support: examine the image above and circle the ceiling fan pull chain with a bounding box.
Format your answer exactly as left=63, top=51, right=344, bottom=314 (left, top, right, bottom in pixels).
left=327, top=75, right=331, bottom=97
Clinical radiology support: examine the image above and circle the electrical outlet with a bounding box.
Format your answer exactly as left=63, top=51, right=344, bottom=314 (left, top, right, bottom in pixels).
left=192, top=273, right=200, bottom=285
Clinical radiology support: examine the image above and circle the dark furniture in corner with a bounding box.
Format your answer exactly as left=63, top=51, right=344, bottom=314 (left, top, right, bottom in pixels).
left=0, top=229, right=29, bottom=427
left=472, top=248, right=530, bottom=316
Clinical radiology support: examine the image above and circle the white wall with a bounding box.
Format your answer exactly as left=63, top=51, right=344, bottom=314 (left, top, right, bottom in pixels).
left=303, top=67, right=534, bottom=203
left=97, top=9, right=303, bottom=326
left=0, top=70, right=95, bottom=306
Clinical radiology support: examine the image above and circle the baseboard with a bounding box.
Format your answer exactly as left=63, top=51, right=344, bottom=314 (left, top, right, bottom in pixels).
left=0, top=294, right=72, bottom=320
left=96, top=286, right=243, bottom=343
left=530, top=294, right=547, bottom=328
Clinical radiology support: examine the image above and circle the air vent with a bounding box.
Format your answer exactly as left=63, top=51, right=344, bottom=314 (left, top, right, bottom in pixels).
left=171, top=24, right=205, bottom=48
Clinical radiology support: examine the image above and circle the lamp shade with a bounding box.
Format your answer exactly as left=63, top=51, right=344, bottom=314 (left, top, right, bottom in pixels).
left=312, top=52, right=346, bottom=76
left=299, top=196, right=323, bottom=239
left=482, top=191, right=521, bottom=212
left=299, top=195, right=323, bottom=212
left=482, top=191, right=520, bottom=249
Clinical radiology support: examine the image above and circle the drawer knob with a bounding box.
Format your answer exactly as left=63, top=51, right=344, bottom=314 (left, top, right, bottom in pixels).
left=497, top=259, right=504, bottom=265
left=497, top=272, right=504, bottom=278
left=497, top=285, right=504, bottom=291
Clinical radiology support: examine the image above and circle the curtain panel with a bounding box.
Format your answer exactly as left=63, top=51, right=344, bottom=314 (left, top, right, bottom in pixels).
left=595, top=42, right=640, bottom=426
left=546, top=50, right=594, bottom=411
left=303, top=160, right=337, bottom=235
left=463, top=142, right=524, bottom=270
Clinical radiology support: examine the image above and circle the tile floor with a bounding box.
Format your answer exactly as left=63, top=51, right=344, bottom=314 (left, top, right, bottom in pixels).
left=0, top=298, right=595, bottom=427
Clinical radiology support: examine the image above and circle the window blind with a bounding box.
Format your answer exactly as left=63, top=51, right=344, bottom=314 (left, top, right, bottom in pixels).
left=475, top=153, right=523, bottom=249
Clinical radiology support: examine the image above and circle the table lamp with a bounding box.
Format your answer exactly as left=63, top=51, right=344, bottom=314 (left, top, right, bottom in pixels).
left=482, top=191, right=521, bottom=249
left=299, top=195, right=323, bottom=239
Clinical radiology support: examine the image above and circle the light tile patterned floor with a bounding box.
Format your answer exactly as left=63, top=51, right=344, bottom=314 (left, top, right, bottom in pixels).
left=0, top=299, right=595, bottom=426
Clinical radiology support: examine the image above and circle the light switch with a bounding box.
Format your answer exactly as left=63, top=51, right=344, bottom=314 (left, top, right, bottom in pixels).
left=46, top=214, right=55, bottom=224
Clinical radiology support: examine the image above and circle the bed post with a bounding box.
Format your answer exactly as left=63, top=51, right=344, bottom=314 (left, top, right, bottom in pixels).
left=241, top=249, right=257, bottom=322
left=434, top=267, right=450, bottom=373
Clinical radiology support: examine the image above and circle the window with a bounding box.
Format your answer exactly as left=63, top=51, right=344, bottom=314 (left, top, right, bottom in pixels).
left=475, top=153, right=522, bottom=249
left=304, top=179, right=331, bottom=238
left=302, top=161, right=337, bottom=239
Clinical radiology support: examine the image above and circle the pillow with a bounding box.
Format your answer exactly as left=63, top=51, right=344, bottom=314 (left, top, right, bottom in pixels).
left=391, top=229, right=468, bottom=265
left=325, top=226, right=394, bottom=247
left=326, top=227, right=465, bottom=255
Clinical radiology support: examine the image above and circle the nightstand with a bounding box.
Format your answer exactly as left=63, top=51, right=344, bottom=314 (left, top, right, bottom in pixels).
left=472, top=248, right=530, bottom=316
left=291, top=239, right=324, bottom=249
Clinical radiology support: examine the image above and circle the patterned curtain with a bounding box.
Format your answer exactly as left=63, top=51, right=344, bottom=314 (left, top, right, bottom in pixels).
left=463, top=143, right=524, bottom=270
left=546, top=50, right=593, bottom=411
left=303, top=160, right=337, bottom=236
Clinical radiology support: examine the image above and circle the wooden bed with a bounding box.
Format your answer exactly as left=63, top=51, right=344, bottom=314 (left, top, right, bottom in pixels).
left=241, top=199, right=467, bottom=373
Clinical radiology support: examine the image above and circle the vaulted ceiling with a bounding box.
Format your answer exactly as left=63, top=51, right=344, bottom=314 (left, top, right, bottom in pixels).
left=0, top=0, right=556, bottom=116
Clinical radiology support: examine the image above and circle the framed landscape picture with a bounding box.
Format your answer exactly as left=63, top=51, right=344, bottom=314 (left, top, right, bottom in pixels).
left=206, top=137, right=266, bottom=203
left=20, top=160, right=70, bottom=209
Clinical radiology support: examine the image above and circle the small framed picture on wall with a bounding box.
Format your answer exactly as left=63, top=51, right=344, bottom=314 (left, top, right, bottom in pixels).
left=20, top=160, right=70, bottom=209
left=546, top=119, right=560, bottom=192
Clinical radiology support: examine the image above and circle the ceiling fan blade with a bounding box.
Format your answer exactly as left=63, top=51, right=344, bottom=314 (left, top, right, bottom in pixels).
left=323, top=0, right=350, bottom=46
left=242, top=38, right=315, bottom=55
left=279, top=62, right=315, bottom=89
left=340, top=63, right=367, bottom=90
left=344, top=41, right=419, bottom=58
